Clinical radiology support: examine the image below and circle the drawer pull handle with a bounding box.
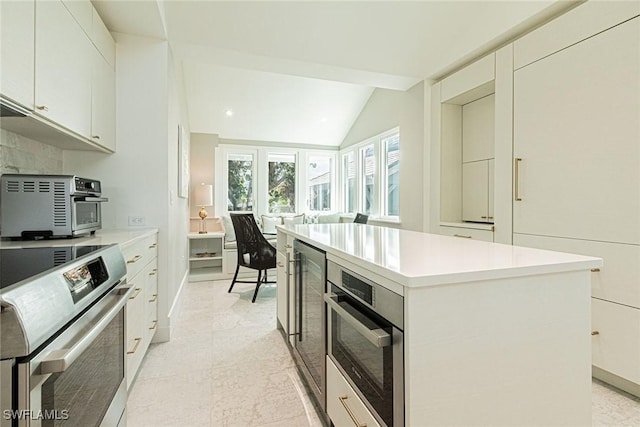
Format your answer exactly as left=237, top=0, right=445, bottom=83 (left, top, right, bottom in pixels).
left=149, top=320, right=157, bottom=330
left=92, top=135, right=100, bottom=140
left=36, top=105, right=49, bottom=112
left=149, top=243, right=157, bottom=249
left=129, top=288, right=142, bottom=300
left=338, top=395, right=367, bottom=427
left=277, top=261, right=285, bottom=267
left=591, top=331, right=600, bottom=336
left=149, top=271, right=157, bottom=276
left=590, top=268, right=601, bottom=273
left=286, top=244, right=292, bottom=249
left=149, top=294, right=158, bottom=303
left=453, top=234, right=472, bottom=239
left=126, top=337, right=142, bottom=354
left=127, top=255, right=142, bottom=264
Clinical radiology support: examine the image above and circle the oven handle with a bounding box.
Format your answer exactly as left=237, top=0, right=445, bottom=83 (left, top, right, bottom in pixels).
left=39, top=284, right=134, bottom=375
left=75, top=196, right=109, bottom=202
left=324, top=294, right=391, bottom=348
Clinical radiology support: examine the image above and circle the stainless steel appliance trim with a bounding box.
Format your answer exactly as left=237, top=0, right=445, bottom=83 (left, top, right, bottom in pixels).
left=80, top=197, right=109, bottom=202
left=0, top=360, right=13, bottom=427
left=101, top=380, right=127, bottom=427
left=327, top=260, right=404, bottom=330
left=39, top=285, right=133, bottom=374
left=324, top=294, right=391, bottom=348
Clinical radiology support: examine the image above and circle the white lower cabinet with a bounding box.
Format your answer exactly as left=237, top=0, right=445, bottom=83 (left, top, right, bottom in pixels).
left=439, top=224, right=494, bottom=242
left=122, top=232, right=158, bottom=390
left=592, top=298, right=640, bottom=385
left=276, top=250, right=288, bottom=333
left=326, top=357, right=381, bottom=427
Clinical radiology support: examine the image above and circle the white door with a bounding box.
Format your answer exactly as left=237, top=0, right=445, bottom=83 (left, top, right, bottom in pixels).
left=513, top=18, right=640, bottom=244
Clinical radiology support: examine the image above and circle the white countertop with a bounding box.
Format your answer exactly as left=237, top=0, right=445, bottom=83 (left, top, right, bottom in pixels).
left=0, top=228, right=158, bottom=249
left=279, top=223, right=602, bottom=288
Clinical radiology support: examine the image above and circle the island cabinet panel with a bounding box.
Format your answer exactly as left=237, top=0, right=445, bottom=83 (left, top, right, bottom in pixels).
left=513, top=16, right=640, bottom=245
left=404, top=272, right=592, bottom=426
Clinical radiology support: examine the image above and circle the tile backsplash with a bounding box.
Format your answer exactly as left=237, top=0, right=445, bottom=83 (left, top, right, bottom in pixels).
left=0, top=129, right=63, bottom=175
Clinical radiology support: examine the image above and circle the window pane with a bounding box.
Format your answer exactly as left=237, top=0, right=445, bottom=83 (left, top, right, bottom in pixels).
left=227, top=154, right=254, bottom=212
left=308, top=155, right=332, bottom=211
left=384, top=134, right=400, bottom=216
left=361, top=145, right=375, bottom=215
left=343, top=152, right=355, bottom=213
left=268, top=154, right=296, bottom=213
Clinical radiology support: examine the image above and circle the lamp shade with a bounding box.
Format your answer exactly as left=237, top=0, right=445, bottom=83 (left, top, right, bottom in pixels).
left=195, top=184, right=213, bottom=206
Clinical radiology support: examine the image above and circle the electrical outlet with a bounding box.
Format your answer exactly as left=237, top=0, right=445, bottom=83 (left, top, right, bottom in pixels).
left=128, top=216, right=146, bottom=226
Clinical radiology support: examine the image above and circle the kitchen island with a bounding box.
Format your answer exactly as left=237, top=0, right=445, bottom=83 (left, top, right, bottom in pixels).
left=278, top=223, right=602, bottom=426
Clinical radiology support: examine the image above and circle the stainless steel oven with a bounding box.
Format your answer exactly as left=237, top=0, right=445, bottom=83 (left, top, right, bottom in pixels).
left=325, top=260, right=404, bottom=427
left=291, top=240, right=327, bottom=412
left=1, top=245, right=130, bottom=427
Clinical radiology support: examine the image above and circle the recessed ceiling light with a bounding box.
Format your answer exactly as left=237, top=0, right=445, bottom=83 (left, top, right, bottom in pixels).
left=225, top=109, right=234, bottom=117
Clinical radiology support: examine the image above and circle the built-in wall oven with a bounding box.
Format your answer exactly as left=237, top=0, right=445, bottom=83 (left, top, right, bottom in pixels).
left=0, top=245, right=131, bottom=427
left=325, top=260, right=404, bottom=427
left=291, top=240, right=327, bottom=412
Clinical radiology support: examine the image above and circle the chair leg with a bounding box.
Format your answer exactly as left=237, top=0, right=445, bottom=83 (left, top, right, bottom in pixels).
left=228, top=265, right=240, bottom=293
left=252, top=270, right=262, bottom=303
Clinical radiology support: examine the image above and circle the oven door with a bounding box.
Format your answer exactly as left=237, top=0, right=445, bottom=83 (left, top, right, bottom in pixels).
left=325, top=284, right=404, bottom=427
left=16, top=284, right=133, bottom=427
left=72, top=197, right=106, bottom=234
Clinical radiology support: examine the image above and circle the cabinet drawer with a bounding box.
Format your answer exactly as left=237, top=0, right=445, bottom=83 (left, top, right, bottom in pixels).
left=121, top=242, right=147, bottom=281
left=591, top=298, right=640, bottom=385
left=327, top=357, right=381, bottom=427
left=439, top=225, right=494, bottom=242
left=512, top=234, right=640, bottom=308
left=125, top=285, right=145, bottom=389
left=145, top=235, right=158, bottom=260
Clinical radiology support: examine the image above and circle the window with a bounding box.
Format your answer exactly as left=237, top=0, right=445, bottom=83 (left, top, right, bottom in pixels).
left=343, top=152, right=355, bottom=213
left=267, top=153, right=296, bottom=213
left=361, top=144, right=375, bottom=215
left=308, top=155, right=333, bottom=211
left=227, top=153, right=254, bottom=212
left=339, top=128, right=399, bottom=220
left=383, top=133, right=400, bottom=217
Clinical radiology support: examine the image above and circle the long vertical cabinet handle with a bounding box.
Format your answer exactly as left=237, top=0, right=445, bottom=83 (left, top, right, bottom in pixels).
left=296, top=253, right=303, bottom=342
left=514, top=158, right=523, bottom=201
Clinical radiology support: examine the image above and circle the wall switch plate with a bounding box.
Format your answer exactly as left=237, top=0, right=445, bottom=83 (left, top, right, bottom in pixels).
left=128, top=215, right=146, bottom=226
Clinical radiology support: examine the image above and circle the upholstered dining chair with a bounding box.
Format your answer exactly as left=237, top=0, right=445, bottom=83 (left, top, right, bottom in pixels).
left=354, top=213, right=369, bottom=224
left=228, top=213, right=277, bottom=303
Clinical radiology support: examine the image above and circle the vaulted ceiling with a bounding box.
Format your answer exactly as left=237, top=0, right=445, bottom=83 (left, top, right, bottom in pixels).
left=93, top=0, right=575, bottom=146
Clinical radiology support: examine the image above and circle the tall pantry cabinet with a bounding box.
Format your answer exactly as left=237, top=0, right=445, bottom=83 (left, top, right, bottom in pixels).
left=511, top=3, right=640, bottom=395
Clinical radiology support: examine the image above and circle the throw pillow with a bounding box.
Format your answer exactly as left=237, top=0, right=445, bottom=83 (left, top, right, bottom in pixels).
left=283, top=213, right=305, bottom=227
left=261, top=216, right=282, bottom=234
left=221, top=216, right=236, bottom=242
left=317, top=213, right=341, bottom=224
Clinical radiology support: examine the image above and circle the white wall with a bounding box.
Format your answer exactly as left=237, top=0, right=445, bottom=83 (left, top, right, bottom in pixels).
left=190, top=132, right=218, bottom=219
left=0, top=129, right=63, bottom=174
left=63, top=33, right=189, bottom=342
left=339, top=83, right=425, bottom=231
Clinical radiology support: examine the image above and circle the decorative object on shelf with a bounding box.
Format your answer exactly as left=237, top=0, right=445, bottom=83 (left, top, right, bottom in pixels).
left=195, top=252, right=216, bottom=258
left=195, top=184, right=213, bottom=234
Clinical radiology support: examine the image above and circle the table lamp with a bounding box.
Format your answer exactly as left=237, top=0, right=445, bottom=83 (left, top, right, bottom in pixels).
left=195, top=184, right=213, bottom=234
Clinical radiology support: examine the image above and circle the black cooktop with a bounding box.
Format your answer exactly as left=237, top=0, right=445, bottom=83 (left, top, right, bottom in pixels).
left=0, top=245, right=107, bottom=290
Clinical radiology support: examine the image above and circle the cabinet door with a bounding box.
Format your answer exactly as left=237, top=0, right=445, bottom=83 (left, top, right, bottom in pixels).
left=513, top=18, right=640, bottom=245
left=145, top=259, right=158, bottom=341
left=276, top=251, right=288, bottom=333
left=487, top=159, right=494, bottom=222
left=35, top=0, right=92, bottom=137
left=592, top=298, right=640, bottom=385
left=0, top=0, right=35, bottom=108
left=462, top=160, right=489, bottom=222
left=125, top=284, right=145, bottom=390
left=91, top=51, right=116, bottom=151
left=462, top=94, right=495, bottom=162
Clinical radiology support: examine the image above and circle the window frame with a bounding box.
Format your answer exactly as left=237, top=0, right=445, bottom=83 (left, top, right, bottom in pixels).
left=338, top=127, right=400, bottom=221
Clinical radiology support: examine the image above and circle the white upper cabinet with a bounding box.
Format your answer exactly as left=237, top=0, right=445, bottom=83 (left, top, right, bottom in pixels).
left=462, top=94, right=495, bottom=163
left=513, top=17, right=640, bottom=245
left=35, top=0, right=93, bottom=138
left=92, top=51, right=116, bottom=151
left=0, top=0, right=35, bottom=109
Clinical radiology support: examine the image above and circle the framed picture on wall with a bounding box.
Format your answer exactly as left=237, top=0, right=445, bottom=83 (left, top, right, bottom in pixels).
left=178, top=124, right=189, bottom=199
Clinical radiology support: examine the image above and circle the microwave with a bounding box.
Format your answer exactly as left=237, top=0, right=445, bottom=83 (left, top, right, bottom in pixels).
left=0, top=174, right=108, bottom=239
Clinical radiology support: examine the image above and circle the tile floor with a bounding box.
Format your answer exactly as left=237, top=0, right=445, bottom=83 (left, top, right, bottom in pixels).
left=126, top=279, right=640, bottom=427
